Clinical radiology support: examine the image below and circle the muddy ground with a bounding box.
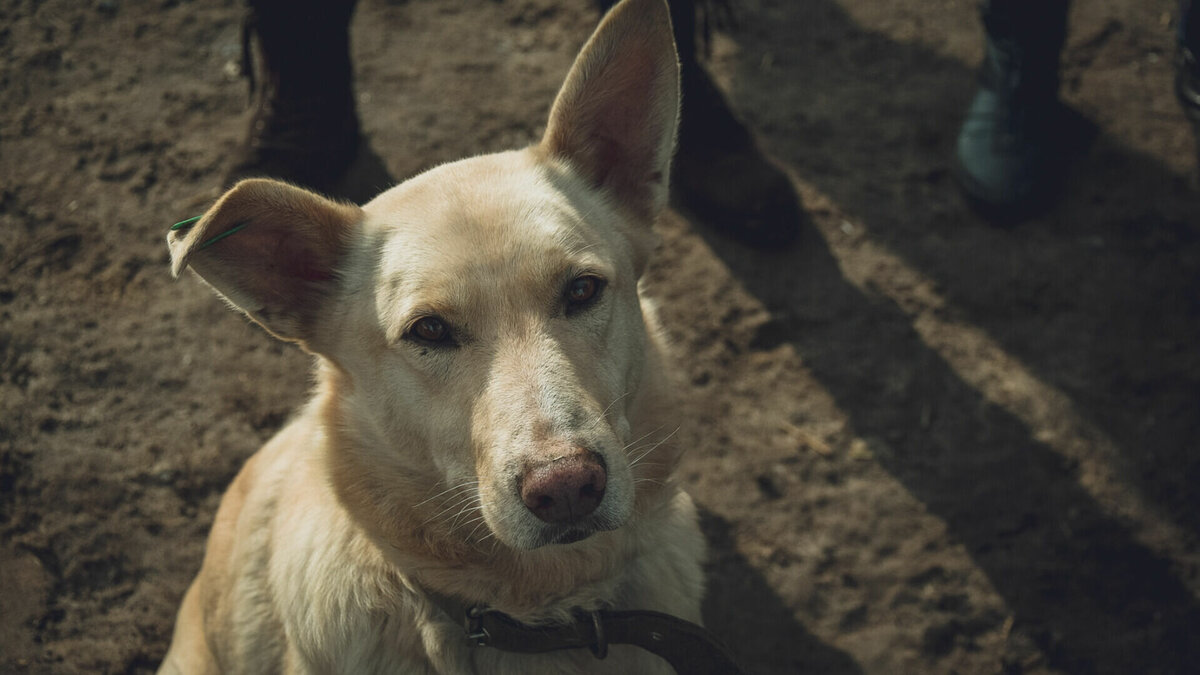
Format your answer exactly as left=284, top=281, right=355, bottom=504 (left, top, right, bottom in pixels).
left=2, top=0, right=1199, bottom=673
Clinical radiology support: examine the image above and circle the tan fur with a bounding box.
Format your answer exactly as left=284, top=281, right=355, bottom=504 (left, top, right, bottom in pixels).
left=159, top=1, right=703, bottom=673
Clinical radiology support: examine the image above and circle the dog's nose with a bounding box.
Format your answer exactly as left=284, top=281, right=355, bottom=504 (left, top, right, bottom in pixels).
left=520, top=451, right=607, bottom=524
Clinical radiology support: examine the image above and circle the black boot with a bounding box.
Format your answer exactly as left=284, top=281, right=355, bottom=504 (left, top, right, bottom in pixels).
left=954, top=1, right=1082, bottom=218
left=225, top=0, right=362, bottom=198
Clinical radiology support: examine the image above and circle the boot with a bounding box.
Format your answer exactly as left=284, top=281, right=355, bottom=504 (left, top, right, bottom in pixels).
left=225, top=0, right=362, bottom=198
left=954, top=1, right=1076, bottom=218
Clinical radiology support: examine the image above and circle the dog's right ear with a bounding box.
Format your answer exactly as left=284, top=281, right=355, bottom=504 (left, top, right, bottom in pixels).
left=167, top=178, right=362, bottom=345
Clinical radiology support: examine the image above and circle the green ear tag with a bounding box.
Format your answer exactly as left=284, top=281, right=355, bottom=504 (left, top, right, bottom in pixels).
left=168, top=216, right=248, bottom=251
left=197, top=222, right=249, bottom=250
left=170, top=215, right=202, bottom=231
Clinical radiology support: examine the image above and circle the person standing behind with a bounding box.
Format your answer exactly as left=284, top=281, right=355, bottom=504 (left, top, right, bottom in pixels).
left=955, top=0, right=1200, bottom=218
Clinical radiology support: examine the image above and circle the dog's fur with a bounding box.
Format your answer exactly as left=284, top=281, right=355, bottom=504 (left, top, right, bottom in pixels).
left=158, top=1, right=704, bottom=672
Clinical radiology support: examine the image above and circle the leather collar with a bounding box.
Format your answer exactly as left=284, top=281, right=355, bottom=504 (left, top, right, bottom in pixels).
left=423, top=589, right=744, bottom=674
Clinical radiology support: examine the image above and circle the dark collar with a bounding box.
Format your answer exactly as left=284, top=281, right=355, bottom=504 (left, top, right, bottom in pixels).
left=422, top=588, right=744, bottom=674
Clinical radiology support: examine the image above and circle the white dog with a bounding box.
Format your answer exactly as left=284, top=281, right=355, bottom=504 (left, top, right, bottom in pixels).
left=159, top=0, right=716, bottom=672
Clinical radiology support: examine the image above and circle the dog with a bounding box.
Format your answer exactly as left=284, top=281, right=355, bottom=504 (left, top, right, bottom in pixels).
left=159, top=0, right=705, bottom=672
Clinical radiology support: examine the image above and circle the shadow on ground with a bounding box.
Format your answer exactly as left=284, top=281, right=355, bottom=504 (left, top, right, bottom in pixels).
left=700, top=509, right=864, bottom=674
left=689, top=0, right=1200, bottom=672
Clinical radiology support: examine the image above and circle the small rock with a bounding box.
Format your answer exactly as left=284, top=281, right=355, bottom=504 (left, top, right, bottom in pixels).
left=848, top=438, right=872, bottom=461
left=838, top=603, right=869, bottom=632
left=755, top=473, right=783, bottom=500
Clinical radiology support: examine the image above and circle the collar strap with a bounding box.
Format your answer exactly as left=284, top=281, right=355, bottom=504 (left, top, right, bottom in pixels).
left=461, top=605, right=744, bottom=675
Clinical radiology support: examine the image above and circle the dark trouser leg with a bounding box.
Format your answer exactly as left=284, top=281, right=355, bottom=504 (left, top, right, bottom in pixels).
left=226, top=0, right=362, bottom=196
left=978, top=0, right=1068, bottom=96
left=1180, top=0, right=1200, bottom=67
left=1177, top=0, right=1200, bottom=165
left=954, top=0, right=1076, bottom=216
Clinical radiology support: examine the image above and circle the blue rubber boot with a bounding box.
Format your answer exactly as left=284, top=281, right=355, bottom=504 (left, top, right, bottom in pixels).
left=954, top=2, right=1073, bottom=219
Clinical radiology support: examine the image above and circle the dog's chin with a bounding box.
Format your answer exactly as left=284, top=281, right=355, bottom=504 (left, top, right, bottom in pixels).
left=547, top=527, right=595, bottom=546
left=497, top=514, right=626, bottom=551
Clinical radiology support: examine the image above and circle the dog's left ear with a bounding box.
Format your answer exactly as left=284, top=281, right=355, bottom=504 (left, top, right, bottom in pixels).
left=540, top=0, right=680, bottom=223
left=167, top=178, right=362, bottom=346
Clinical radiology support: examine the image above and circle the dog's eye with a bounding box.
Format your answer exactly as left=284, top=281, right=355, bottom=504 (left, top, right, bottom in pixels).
left=565, top=275, right=604, bottom=314
left=408, top=316, right=452, bottom=344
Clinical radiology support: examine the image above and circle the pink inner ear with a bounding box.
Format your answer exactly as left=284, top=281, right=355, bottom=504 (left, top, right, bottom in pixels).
left=586, top=44, right=664, bottom=164
left=204, top=217, right=339, bottom=316
left=543, top=23, right=677, bottom=219
left=290, top=260, right=336, bottom=283
left=177, top=177, right=361, bottom=342
left=275, top=232, right=337, bottom=283
left=589, top=135, right=626, bottom=187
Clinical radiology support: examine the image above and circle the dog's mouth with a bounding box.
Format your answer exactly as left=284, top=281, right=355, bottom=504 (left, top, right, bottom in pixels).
left=548, top=527, right=595, bottom=546
left=520, top=515, right=623, bottom=549
left=489, top=508, right=627, bottom=551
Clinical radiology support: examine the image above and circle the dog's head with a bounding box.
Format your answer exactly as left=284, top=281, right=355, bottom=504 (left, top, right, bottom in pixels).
left=169, top=0, right=680, bottom=554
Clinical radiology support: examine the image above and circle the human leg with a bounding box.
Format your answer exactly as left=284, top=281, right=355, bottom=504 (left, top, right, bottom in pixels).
left=226, top=0, right=361, bottom=197
left=954, top=0, right=1076, bottom=216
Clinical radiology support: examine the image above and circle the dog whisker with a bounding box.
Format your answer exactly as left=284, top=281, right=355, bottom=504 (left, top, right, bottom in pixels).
left=627, top=442, right=663, bottom=462
left=470, top=510, right=528, bottom=555
left=600, top=391, right=632, bottom=418
left=464, top=516, right=494, bottom=542
left=630, top=461, right=666, bottom=471
left=447, top=511, right=487, bottom=537
left=413, top=480, right=480, bottom=509
left=627, top=427, right=679, bottom=468
left=621, top=424, right=669, bottom=454
left=445, top=496, right=484, bottom=531
left=421, top=492, right=478, bottom=524
left=419, top=489, right=483, bottom=527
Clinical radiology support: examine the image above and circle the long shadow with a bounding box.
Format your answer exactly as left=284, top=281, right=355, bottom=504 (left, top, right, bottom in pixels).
left=699, top=212, right=1200, bottom=674
left=700, top=508, right=864, bottom=675
left=686, top=1, right=1200, bottom=672
left=727, top=1, right=1200, bottom=537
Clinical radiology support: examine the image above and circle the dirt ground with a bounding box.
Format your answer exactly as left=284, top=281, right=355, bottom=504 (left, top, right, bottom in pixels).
left=2, top=0, right=1199, bottom=673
